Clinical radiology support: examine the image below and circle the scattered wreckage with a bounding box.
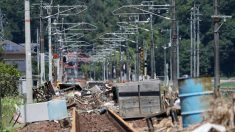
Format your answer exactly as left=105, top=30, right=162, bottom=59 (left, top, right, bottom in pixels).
left=12, top=78, right=235, bottom=132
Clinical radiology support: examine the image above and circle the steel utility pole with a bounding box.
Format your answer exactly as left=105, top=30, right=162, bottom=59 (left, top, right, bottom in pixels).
left=171, top=0, right=178, bottom=89
left=0, top=87, right=2, bottom=129
left=25, top=0, right=33, bottom=103
left=196, top=6, right=200, bottom=77
left=0, top=9, right=4, bottom=41
left=40, top=0, right=45, bottom=84
left=135, top=24, right=139, bottom=81
left=213, top=0, right=220, bottom=94
left=193, top=3, right=196, bottom=77
left=150, top=14, right=155, bottom=79
left=169, top=29, right=172, bottom=82
left=176, top=21, right=180, bottom=78
left=126, top=41, right=129, bottom=81
left=190, top=9, right=193, bottom=77
left=103, top=60, right=106, bottom=81
left=47, top=7, right=53, bottom=82
left=36, top=28, right=40, bottom=85
left=119, top=45, right=122, bottom=82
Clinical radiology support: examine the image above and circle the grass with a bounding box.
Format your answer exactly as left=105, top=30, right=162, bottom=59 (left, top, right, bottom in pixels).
left=1, top=96, right=23, bottom=131
left=220, top=82, right=235, bottom=88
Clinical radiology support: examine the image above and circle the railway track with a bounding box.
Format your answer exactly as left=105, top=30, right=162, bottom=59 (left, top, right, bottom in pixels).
left=72, top=108, right=136, bottom=132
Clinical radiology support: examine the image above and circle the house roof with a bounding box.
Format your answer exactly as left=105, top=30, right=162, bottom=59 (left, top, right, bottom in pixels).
left=0, top=40, right=25, bottom=53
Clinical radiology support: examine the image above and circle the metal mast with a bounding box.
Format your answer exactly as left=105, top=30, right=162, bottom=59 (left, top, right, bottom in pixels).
left=150, top=13, right=155, bottom=79
left=40, top=0, right=45, bottom=84
left=176, top=21, right=180, bottom=78
left=47, top=5, right=53, bottom=82
left=0, top=9, right=4, bottom=41
left=190, top=9, right=193, bottom=77
left=193, top=3, right=196, bottom=77
left=196, top=6, right=200, bottom=77
left=171, top=0, right=178, bottom=89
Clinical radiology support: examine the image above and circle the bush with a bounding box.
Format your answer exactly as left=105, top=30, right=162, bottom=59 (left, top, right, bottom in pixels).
left=0, top=62, right=20, bottom=97
left=1, top=97, right=23, bottom=131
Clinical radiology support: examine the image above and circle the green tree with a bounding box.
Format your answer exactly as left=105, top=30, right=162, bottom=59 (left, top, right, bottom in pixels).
left=0, top=62, right=20, bottom=97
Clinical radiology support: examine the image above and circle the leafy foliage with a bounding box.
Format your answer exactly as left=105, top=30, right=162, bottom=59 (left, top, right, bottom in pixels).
left=0, top=62, right=20, bottom=97
left=0, top=0, right=235, bottom=78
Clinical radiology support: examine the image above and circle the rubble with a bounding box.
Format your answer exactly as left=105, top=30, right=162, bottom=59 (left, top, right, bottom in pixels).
left=192, top=123, right=226, bottom=132
left=16, top=121, right=70, bottom=132
left=14, top=80, right=235, bottom=132
left=207, top=97, right=234, bottom=128
left=77, top=112, right=123, bottom=132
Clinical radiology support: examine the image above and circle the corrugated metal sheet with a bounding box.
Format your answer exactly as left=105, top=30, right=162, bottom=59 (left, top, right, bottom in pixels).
left=19, top=99, right=68, bottom=123
left=48, top=100, right=68, bottom=120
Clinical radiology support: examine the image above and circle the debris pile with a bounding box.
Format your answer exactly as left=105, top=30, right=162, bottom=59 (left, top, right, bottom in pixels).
left=63, top=83, right=115, bottom=112
left=207, top=98, right=234, bottom=128
left=16, top=121, right=70, bottom=132
left=15, top=79, right=235, bottom=132
left=77, top=112, right=123, bottom=132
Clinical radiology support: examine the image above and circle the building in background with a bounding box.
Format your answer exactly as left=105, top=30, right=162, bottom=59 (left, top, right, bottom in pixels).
left=0, top=40, right=38, bottom=75
left=0, top=40, right=26, bottom=74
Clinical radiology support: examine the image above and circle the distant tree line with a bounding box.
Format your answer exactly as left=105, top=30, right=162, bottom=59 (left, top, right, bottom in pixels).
left=0, top=0, right=234, bottom=77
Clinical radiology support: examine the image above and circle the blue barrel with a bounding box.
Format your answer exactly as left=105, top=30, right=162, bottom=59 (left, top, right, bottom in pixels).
left=179, top=77, right=213, bottom=128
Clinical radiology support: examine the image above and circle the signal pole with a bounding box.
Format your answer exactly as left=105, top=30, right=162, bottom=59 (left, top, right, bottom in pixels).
left=25, top=0, right=33, bottom=103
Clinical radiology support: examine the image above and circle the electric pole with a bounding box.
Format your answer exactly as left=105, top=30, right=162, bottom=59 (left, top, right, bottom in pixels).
left=36, top=28, right=40, bottom=85
left=213, top=0, right=220, bottom=94
left=212, top=0, right=232, bottom=94
left=126, top=41, right=129, bottom=81
left=190, top=9, right=193, bottom=77
left=47, top=6, right=53, bottom=82
left=193, top=3, right=196, bottom=77
left=25, top=0, right=33, bottom=103
left=0, top=87, right=1, bottom=129
left=0, top=9, right=4, bottom=41
left=40, top=0, right=45, bottom=84
left=150, top=14, right=155, bottom=79
left=177, top=21, right=180, bottom=78
left=196, top=6, right=200, bottom=77
left=171, top=0, right=178, bottom=89
left=135, top=24, right=139, bottom=81
left=119, top=45, right=122, bottom=82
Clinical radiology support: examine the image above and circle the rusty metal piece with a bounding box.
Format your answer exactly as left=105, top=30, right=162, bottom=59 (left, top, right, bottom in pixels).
left=107, top=109, right=136, bottom=132
left=72, top=108, right=79, bottom=132
left=233, top=93, right=235, bottom=125
left=72, top=108, right=136, bottom=132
